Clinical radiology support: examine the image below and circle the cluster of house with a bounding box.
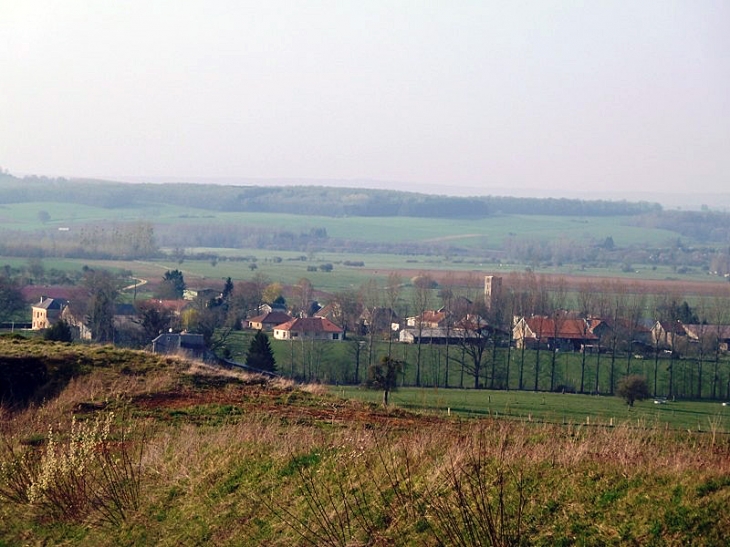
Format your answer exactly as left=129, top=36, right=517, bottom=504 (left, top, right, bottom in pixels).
left=513, top=315, right=730, bottom=355
left=28, top=274, right=730, bottom=358
left=31, top=294, right=168, bottom=341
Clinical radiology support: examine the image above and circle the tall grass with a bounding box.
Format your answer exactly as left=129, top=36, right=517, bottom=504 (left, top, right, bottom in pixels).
left=1, top=345, right=729, bottom=545
left=266, top=419, right=730, bottom=546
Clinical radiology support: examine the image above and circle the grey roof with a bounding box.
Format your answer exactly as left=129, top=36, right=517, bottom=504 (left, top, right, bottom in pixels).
left=34, top=298, right=66, bottom=310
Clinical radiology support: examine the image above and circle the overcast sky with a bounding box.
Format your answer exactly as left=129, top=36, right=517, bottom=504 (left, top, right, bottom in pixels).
left=1, top=1, right=728, bottom=200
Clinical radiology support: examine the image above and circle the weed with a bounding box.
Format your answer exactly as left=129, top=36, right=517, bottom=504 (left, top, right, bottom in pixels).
left=696, top=476, right=730, bottom=497
left=426, top=431, right=529, bottom=547
left=0, top=411, right=145, bottom=525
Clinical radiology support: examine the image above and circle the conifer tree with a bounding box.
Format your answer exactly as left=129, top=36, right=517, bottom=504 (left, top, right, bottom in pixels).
left=246, top=330, right=276, bottom=373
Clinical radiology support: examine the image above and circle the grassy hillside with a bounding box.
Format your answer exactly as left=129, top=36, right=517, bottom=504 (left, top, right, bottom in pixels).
left=0, top=200, right=680, bottom=248
left=1, top=337, right=729, bottom=545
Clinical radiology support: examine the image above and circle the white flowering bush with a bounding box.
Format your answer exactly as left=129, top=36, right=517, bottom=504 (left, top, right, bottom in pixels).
left=0, top=411, right=143, bottom=524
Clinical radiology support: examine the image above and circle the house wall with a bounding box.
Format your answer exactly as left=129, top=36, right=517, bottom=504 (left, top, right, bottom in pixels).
left=31, top=308, right=48, bottom=330
left=273, top=329, right=342, bottom=341
left=31, top=307, right=62, bottom=330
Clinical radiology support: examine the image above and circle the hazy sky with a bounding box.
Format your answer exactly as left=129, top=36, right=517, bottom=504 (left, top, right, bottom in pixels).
left=1, top=1, right=729, bottom=198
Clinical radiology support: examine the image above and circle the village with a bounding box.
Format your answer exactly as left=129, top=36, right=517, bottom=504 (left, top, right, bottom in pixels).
left=23, top=272, right=730, bottom=397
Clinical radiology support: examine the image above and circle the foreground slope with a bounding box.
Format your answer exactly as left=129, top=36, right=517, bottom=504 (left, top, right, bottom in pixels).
left=1, top=337, right=729, bottom=546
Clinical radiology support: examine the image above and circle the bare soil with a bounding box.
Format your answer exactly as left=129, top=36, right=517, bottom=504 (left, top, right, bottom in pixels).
left=130, top=379, right=439, bottom=429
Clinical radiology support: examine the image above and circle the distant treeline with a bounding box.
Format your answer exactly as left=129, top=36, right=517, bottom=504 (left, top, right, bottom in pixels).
left=630, top=210, right=730, bottom=244
left=0, top=174, right=660, bottom=218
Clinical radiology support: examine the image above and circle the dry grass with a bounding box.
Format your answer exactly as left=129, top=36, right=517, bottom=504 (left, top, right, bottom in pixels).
left=2, top=340, right=730, bottom=545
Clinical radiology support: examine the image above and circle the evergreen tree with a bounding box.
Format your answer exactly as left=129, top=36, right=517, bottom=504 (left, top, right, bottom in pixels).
left=158, top=269, right=186, bottom=299
left=0, top=275, right=25, bottom=321
left=44, top=320, right=73, bottom=342
left=222, top=277, right=234, bottom=302
left=246, top=330, right=276, bottom=373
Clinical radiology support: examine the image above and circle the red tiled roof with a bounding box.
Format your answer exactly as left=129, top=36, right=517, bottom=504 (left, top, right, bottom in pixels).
left=275, top=317, right=343, bottom=333
left=524, top=317, right=597, bottom=340
left=421, top=310, right=447, bottom=323
left=683, top=324, right=730, bottom=339
left=249, top=311, right=292, bottom=324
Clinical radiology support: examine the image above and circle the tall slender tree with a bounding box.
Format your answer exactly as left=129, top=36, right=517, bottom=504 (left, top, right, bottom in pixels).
left=411, top=274, right=435, bottom=387
left=384, top=272, right=403, bottom=357
left=438, top=277, right=455, bottom=388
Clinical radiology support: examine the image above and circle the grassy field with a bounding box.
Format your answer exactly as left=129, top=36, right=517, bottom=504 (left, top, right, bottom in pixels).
left=8, top=250, right=728, bottom=301
left=213, top=330, right=730, bottom=408
left=1, top=338, right=729, bottom=545
left=2, top=199, right=685, bottom=248
left=332, top=385, right=730, bottom=433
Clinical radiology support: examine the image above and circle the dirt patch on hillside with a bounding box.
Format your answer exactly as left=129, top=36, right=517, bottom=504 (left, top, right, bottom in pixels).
left=130, top=380, right=441, bottom=429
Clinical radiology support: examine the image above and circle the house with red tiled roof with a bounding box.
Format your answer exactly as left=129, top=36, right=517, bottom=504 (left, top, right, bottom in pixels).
left=513, top=315, right=598, bottom=351
left=406, top=309, right=449, bottom=329
left=273, top=317, right=344, bottom=341
left=246, top=311, right=293, bottom=331
left=587, top=317, right=652, bottom=353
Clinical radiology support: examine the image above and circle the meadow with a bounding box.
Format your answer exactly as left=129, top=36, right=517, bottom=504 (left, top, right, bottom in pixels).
left=2, top=199, right=683, bottom=249
left=216, top=328, right=730, bottom=402
left=8, top=249, right=727, bottom=302
left=5, top=185, right=730, bottom=543
left=333, top=386, right=730, bottom=433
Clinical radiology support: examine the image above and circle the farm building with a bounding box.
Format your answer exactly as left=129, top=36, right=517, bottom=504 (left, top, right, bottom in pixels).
left=512, top=315, right=598, bottom=351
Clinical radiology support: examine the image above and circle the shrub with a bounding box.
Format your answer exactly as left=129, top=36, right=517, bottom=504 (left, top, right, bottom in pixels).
left=43, top=320, right=73, bottom=343
left=616, top=375, right=650, bottom=407
left=0, top=411, right=144, bottom=524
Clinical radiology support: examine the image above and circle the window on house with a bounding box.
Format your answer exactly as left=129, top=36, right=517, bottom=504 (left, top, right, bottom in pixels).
left=333, top=333, right=339, bottom=340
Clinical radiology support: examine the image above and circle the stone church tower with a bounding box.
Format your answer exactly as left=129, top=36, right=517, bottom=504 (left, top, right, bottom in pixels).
left=484, top=275, right=502, bottom=309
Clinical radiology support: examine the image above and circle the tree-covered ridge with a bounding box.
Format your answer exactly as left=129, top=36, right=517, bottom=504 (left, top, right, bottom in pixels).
left=0, top=174, right=660, bottom=218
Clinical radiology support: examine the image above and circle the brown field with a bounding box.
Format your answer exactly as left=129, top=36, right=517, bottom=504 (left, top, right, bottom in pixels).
left=383, top=268, right=730, bottom=298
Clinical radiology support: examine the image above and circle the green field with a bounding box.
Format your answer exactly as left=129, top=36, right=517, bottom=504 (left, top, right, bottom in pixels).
left=7, top=251, right=726, bottom=300
left=209, top=331, right=730, bottom=411
left=332, top=385, right=730, bottom=432
left=1, top=200, right=684, bottom=248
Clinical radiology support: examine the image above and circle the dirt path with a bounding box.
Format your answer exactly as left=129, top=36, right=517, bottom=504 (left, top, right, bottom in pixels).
left=122, top=277, right=147, bottom=292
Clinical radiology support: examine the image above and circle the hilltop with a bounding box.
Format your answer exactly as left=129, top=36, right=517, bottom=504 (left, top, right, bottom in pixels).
left=0, top=172, right=660, bottom=218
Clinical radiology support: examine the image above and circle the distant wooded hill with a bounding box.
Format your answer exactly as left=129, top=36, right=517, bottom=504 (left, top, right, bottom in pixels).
left=0, top=173, right=660, bottom=218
